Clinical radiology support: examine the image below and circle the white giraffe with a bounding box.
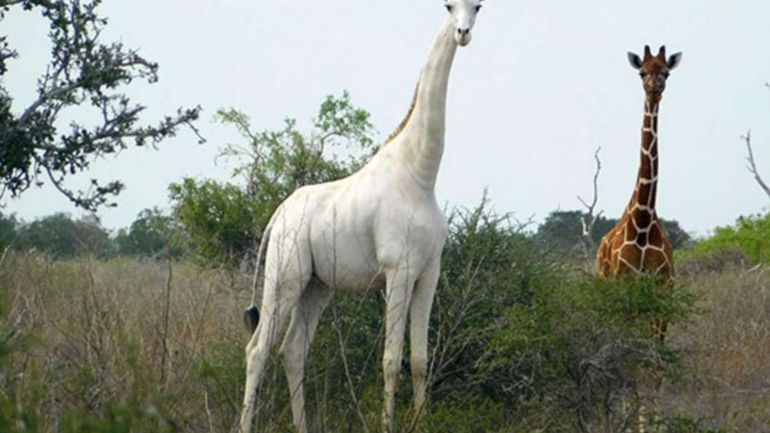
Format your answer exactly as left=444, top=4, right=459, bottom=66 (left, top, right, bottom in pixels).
left=238, top=1, right=484, bottom=432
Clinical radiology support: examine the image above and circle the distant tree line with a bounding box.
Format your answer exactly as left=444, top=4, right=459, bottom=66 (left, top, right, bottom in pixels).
left=0, top=205, right=694, bottom=263
left=8, top=90, right=768, bottom=275
left=0, top=208, right=174, bottom=259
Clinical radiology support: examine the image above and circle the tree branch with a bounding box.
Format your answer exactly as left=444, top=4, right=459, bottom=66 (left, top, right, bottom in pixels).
left=741, top=130, right=770, bottom=201
left=0, top=0, right=24, bottom=8
left=19, top=81, right=81, bottom=125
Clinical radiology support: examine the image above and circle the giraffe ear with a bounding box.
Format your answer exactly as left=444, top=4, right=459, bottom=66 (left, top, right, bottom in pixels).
left=628, top=52, right=643, bottom=70
left=667, top=52, right=683, bottom=70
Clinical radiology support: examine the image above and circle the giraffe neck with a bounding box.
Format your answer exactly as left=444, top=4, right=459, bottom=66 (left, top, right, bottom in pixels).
left=627, top=99, right=661, bottom=217
left=390, top=18, right=457, bottom=190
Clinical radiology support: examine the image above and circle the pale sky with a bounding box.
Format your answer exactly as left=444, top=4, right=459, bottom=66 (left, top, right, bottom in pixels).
left=3, top=1, right=770, bottom=235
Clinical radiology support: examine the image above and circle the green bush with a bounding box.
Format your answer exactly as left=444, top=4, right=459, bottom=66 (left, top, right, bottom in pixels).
left=682, top=213, right=770, bottom=266
left=429, top=196, right=562, bottom=405
left=490, top=275, right=692, bottom=432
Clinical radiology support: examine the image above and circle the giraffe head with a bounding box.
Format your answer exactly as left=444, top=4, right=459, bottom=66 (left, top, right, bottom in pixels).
left=628, top=45, right=683, bottom=102
left=444, top=0, right=484, bottom=47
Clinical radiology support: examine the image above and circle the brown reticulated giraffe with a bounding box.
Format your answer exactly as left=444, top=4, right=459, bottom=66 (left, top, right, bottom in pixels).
left=596, top=45, right=682, bottom=331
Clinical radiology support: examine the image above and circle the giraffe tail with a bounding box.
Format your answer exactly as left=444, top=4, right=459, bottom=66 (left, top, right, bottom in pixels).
left=243, top=224, right=272, bottom=334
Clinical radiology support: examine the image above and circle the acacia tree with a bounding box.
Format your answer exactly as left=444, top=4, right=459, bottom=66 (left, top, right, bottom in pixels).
left=0, top=0, right=201, bottom=211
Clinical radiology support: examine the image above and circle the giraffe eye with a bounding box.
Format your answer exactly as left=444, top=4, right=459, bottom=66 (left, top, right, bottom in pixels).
left=639, top=72, right=647, bottom=78
left=475, top=5, right=482, bottom=12
left=445, top=4, right=453, bottom=12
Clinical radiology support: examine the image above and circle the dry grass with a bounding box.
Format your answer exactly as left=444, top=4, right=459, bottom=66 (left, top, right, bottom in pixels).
left=663, top=265, right=770, bottom=431
left=2, top=252, right=769, bottom=432
left=0, top=252, right=255, bottom=432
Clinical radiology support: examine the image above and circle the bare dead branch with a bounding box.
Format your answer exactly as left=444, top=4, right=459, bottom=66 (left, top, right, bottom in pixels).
left=578, top=146, right=604, bottom=265
left=741, top=131, right=770, bottom=201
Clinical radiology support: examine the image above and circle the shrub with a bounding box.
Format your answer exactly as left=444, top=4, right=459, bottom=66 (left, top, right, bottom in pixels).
left=682, top=213, right=770, bottom=267
left=169, top=179, right=259, bottom=266
left=491, top=275, right=693, bottom=433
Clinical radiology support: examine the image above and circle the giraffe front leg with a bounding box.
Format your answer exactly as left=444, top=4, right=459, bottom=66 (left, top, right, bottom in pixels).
left=408, top=256, right=440, bottom=425
left=382, top=267, right=415, bottom=433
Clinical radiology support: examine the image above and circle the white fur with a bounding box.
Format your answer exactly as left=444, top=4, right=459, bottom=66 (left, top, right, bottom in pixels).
left=239, top=4, right=482, bottom=433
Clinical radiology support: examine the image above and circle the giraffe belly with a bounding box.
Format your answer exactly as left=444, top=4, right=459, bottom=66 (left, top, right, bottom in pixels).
left=311, top=233, right=387, bottom=293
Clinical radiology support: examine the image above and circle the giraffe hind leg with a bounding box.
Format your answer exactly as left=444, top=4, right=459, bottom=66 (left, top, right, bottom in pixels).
left=240, top=230, right=313, bottom=433
left=280, top=278, right=333, bottom=433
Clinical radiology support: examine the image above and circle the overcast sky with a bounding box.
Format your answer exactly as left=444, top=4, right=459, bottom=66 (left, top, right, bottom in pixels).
left=3, top=1, right=770, bottom=235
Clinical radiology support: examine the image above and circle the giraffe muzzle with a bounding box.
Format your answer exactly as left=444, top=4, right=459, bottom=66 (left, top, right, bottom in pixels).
left=455, top=28, right=472, bottom=46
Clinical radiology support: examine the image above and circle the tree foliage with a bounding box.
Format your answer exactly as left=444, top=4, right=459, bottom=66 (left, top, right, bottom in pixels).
left=0, top=0, right=201, bottom=211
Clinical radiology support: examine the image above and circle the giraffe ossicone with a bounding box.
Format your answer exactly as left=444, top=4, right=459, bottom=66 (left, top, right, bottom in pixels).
left=238, top=2, right=485, bottom=433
